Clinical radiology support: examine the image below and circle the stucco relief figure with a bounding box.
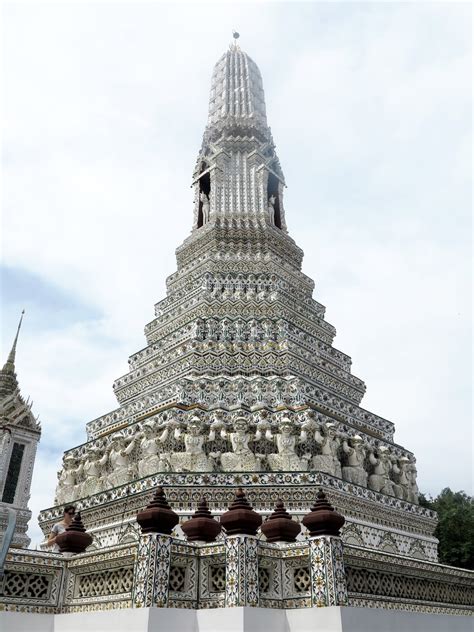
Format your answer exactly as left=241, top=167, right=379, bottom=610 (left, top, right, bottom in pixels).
left=137, top=421, right=162, bottom=478
left=312, top=422, right=342, bottom=478
left=342, top=435, right=368, bottom=487
left=391, top=456, right=410, bottom=500
left=78, top=446, right=107, bottom=497
left=406, top=457, right=419, bottom=504
left=200, top=192, right=210, bottom=224
left=263, top=418, right=309, bottom=471
left=55, top=454, right=78, bottom=504
left=220, top=417, right=260, bottom=471
left=268, top=194, right=276, bottom=225
left=368, top=447, right=395, bottom=496
left=170, top=416, right=214, bottom=472
left=107, top=433, right=136, bottom=488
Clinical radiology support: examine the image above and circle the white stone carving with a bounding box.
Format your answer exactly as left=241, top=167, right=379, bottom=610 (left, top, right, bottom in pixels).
left=406, top=457, right=420, bottom=505
left=107, top=433, right=136, bottom=488
left=312, top=422, right=342, bottom=478
left=170, top=416, right=214, bottom=472
left=368, top=447, right=395, bottom=496
left=263, top=418, right=308, bottom=471
left=200, top=192, right=210, bottom=224
left=78, top=447, right=107, bottom=497
left=137, top=421, right=162, bottom=478
left=54, top=454, right=78, bottom=504
left=220, top=418, right=261, bottom=472
left=342, top=436, right=368, bottom=487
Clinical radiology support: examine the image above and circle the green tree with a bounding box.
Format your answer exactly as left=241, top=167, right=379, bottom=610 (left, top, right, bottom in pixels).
left=420, top=488, right=474, bottom=569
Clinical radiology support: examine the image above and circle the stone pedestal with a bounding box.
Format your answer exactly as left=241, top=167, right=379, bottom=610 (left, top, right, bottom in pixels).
left=309, top=536, right=348, bottom=607
left=133, top=533, right=172, bottom=608
left=224, top=536, right=259, bottom=608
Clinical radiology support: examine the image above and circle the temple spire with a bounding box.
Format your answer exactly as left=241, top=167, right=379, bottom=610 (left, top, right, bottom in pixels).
left=2, top=310, right=25, bottom=374
left=191, top=43, right=286, bottom=230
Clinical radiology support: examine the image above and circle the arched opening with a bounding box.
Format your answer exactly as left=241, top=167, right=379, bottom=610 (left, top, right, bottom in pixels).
left=197, top=162, right=211, bottom=228
left=267, top=171, right=281, bottom=229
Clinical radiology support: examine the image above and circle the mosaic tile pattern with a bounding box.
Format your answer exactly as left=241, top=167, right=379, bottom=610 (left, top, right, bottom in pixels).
left=309, top=536, right=348, bottom=607
left=225, top=536, right=259, bottom=607
left=132, top=534, right=171, bottom=608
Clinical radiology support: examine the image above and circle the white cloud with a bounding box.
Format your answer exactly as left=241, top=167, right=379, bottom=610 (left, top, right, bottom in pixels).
left=1, top=2, right=471, bottom=547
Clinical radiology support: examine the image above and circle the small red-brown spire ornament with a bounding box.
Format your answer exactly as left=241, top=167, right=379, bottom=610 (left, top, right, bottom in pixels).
left=261, top=499, right=301, bottom=543
left=220, top=487, right=262, bottom=536
left=55, top=512, right=93, bottom=554
left=136, top=486, right=179, bottom=535
left=302, top=489, right=345, bottom=537
left=182, top=497, right=222, bottom=543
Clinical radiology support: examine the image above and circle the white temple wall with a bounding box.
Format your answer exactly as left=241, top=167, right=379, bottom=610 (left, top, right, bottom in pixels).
left=2, top=607, right=473, bottom=632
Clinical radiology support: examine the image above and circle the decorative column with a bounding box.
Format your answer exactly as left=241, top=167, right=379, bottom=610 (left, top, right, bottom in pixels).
left=133, top=486, right=178, bottom=608
left=302, top=490, right=348, bottom=607
left=220, top=488, right=262, bottom=608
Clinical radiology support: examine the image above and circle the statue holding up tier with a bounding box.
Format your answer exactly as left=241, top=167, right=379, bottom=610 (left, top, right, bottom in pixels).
left=312, top=422, right=343, bottom=478
left=262, top=418, right=309, bottom=471
left=391, top=456, right=410, bottom=500
left=77, top=446, right=108, bottom=497
left=406, top=457, right=419, bottom=504
left=220, top=417, right=261, bottom=472
left=107, top=433, right=137, bottom=488
left=368, top=446, right=395, bottom=496
left=200, top=192, right=210, bottom=224
left=170, top=416, right=214, bottom=472
left=137, top=421, right=162, bottom=478
left=55, top=454, right=78, bottom=504
left=342, top=435, right=368, bottom=487
left=268, top=194, right=276, bottom=225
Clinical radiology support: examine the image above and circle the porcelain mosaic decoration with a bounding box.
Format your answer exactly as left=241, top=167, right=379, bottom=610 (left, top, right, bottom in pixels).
left=30, top=38, right=441, bottom=566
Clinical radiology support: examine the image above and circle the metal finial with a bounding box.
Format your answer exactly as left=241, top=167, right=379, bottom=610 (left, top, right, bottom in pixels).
left=230, top=31, right=240, bottom=51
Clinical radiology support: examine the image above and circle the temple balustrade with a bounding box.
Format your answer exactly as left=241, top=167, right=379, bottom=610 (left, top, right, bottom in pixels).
left=1, top=538, right=472, bottom=615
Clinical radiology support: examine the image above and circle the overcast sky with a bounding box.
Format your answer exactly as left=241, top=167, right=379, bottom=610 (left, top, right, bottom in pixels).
left=2, top=2, right=472, bottom=547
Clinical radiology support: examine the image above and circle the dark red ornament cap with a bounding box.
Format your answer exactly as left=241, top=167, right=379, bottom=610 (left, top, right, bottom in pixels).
left=137, top=486, right=179, bottom=535
left=302, top=489, right=345, bottom=537
left=261, top=499, right=301, bottom=543
left=182, top=497, right=222, bottom=543
left=220, top=487, right=262, bottom=536
left=55, top=512, right=93, bottom=554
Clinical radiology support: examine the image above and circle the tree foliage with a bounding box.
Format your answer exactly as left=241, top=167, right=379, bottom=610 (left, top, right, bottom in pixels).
left=419, top=488, right=474, bottom=570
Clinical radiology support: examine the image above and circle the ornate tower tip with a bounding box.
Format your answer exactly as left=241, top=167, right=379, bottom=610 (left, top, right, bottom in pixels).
left=230, top=30, right=240, bottom=50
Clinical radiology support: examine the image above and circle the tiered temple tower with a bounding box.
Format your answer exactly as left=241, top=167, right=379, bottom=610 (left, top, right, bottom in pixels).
left=0, top=313, right=41, bottom=548
left=39, top=38, right=437, bottom=561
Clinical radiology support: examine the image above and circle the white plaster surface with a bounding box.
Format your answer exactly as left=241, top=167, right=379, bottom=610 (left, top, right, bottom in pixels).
left=286, top=606, right=343, bottom=631
left=1, top=606, right=472, bottom=632
left=54, top=608, right=150, bottom=632
left=0, top=611, right=54, bottom=632
left=340, top=606, right=473, bottom=632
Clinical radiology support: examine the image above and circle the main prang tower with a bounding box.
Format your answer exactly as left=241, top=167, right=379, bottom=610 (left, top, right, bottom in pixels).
left=39, top=37, right=437, bottom=561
